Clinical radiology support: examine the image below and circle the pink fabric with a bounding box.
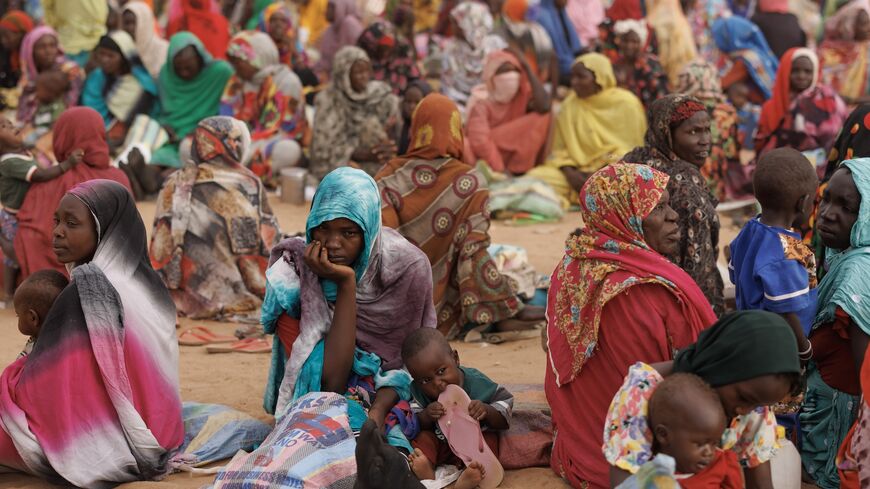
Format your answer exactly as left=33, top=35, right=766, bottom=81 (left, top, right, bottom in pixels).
left=566, top=0, right=605, bottom=45
left=316, top=0, right=364, bottom=74
left=758, top=0, right=790, bottom=13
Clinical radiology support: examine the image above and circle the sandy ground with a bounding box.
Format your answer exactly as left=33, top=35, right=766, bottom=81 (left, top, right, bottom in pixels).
left=0, top=196, right=747, bottom=489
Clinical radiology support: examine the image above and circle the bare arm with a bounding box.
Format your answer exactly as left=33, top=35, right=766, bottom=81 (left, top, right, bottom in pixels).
left=609, top=466, right=631, bottom=487
left=511, top=48, right=551, bottom=114
left=30, top=149, right=82, bottom=183
left=744, top=461, right=773, bottom=489
left=367, top=387, right=399, bottom=429
left=781, top=312, right=811, bottom=353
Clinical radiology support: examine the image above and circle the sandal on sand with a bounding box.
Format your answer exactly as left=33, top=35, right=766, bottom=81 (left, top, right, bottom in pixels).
left=178, top=326, right=238, bottom=346
left=206, top=337, right=272, bottom=354
left=437, top=385, right=504, bottom=489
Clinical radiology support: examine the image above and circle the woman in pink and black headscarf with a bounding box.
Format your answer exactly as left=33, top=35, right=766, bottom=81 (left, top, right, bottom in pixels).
left=16, top=27, right=85, bottom=127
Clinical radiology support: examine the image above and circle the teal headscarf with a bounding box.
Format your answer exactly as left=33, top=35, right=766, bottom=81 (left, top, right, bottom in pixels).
left=152, top=32, right=233, bottom=168
left=305, top=167, right=382, bottom=301
left=814, top=159, right=870, bottom=334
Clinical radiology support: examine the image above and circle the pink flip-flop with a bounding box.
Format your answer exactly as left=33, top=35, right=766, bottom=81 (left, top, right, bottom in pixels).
left=437, top=384, right=504, bottom=488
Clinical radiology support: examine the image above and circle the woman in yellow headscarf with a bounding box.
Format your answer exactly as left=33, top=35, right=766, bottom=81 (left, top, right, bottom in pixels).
left=528, top=53, right=646, bottom=205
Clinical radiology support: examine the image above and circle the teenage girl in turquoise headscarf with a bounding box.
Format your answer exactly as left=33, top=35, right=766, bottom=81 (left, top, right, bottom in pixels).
left=800, top=159, right=870, bottom=489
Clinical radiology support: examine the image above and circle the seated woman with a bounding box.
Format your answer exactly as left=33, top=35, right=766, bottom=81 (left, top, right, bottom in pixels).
left=150, top=32, right=233, bottom=171
left=527, top=53, right=646, bottom=206
left=610, top=19, right=668, bottom=109
left=357, top=20, right=420, bottom=96
left=309, top=46, right=400, bottom=180
left=221, top=31, right=309, bottom=179
left=150, top=116, right=279, bottom=321
left=800, top=160, right=870, bottom=489
left=623, top=95, right=725, bottom=316
left=675, top=60, right=748, bottom=202
left=121, top=1, right=169, bottom=79
left=256, top=2, right=319, bottom=102
left=529, top=0, right=582, bottom=86
left=441, top=2, right=506, bottom=112
left=261, top=167, right=435, bottom=435
left=465, top=49, right=551, bottom=175
left=0, top=179, right=183, bottom=487
left=377, top=93, right=546, bottom=338
left=605, top=311, right=802, bottom=489
left=712, top=16, right=779, bottom=105
left=315, top=0, right=364, bottom=77
left=165, top=0, right=230, bottom=58
left=81, top=30, right=159, bottom=149
left=544, top=162, right=717, bottom=488
left=397, top=80, right=432, bottom=155
left=756, top=48, right=847, bottom=161
left=0, top=10, right=34, bottom=93
left=818, top=0, right=870, bottom=105
left=14, top=107, right=131, bottom=278
left=16, top=26, right=84, bottom=129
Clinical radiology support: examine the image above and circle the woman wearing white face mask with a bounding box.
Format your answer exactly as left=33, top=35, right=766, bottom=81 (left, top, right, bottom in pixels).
left=465, top=49, right=552, bottom=175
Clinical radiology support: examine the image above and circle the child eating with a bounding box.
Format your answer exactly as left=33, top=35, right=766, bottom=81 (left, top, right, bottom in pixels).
left=0, top=115, right=82, bottom=303
left=729, top=147, right=818, bottom=364
left=646, top=373, right=743, bottom=488
left=402, top=328, right=513, bottom=488
left=13, top=269, right=69, bottom=358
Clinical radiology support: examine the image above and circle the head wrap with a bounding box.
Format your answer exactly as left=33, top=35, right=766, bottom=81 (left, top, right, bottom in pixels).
left=614, top=19, right=649, bottom=45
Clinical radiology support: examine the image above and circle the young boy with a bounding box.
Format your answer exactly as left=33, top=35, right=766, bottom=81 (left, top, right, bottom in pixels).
left=645, top=373, right=743, bottom=488
left=13, top=269, right=69, bottom=358
left=0, top=116, right=82, bottom=303
left=402, top=328, right=513, bottom=485
left=729, top=147, right=818, bottom=363
left=726, top=82, right=760, bottom=151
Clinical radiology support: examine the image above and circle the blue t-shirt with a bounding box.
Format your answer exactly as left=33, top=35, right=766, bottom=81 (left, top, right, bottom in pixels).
left=729, top=217, right=818, bottom=335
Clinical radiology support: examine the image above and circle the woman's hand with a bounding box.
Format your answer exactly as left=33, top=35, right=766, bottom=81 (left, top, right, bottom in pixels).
left=372, top=141, right=398, bottom=163
left=303, top=240, right=355, bottom=284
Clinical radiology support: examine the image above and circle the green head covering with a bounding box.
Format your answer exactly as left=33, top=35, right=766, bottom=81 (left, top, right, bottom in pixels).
left=814, top=159, right=870, bottom=335
left=158, top=32, right=233, bottom=141
left=673, top=311, right=800, bottom=387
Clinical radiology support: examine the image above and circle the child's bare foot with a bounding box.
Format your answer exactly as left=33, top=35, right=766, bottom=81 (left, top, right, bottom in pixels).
left=409, top=448, right=436, bottom=481
left=454, top=461, right=485, bottom=489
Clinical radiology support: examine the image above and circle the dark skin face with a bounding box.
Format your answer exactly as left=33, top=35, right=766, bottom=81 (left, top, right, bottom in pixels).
left=856, top=10, right=870, bottom=41
left=122, top=10, right=137, bottom=39
left=268, top=11, right=291, bottom=42
left=402, top=85, right=425, bottom=120
left=789, top=56, right=814, bottom=94
left=726, top=82, right=749, bottom=109
left=97, top=47, right=129, bottom=77
left=655, top=405, right=726, bottom=474
left=715, top=374, right=792, bottom=419
left=228, top=54, right=258, bottom=81
left=0, top=28, right=23, bottom=53
left=617, top=31, right=642, bottom=62
left=405, top=343, right=464, bottom=401
left=33, top=35, right=59, bottom=72
left=671, top=110, right=712, bottom=167
left=570, top=63, right=601, bottom=99
left=326, top=1, right=336, bottom=22
left=173, top=46, right=204, bottom=81
left=817, top=168, right=861, bottom=250
left=641, top=189, right=681, bottom=256
left=52, top=194, right=98, bottom=266
left=309, top=217, right=364, bottom=267
left=0, top=117, right=23, bottom=152
left=349, top=59, right=371, bottom=93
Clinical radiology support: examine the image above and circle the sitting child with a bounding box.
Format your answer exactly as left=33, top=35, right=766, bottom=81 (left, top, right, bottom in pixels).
left=13, top=269, right=69, bottom=358
left=0, top=116, right=83, bottom=302
left=646, top=373, right=743, bottom=488
left=727, top=82, right=761, bottom=151
left=24, top=69, right=69, bottom=147
left=402, top=328, right=513, bottom=488
left=729, top=148, right=819, bottom=364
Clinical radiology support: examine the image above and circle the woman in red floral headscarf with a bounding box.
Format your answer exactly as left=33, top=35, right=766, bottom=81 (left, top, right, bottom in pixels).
left=544, top=162, right=716, bottom=489
left=0, top=10, right=34, bottom=89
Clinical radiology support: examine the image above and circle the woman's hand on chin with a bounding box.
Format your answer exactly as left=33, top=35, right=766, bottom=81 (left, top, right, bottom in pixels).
left=304, top=240, right=356, bottom=285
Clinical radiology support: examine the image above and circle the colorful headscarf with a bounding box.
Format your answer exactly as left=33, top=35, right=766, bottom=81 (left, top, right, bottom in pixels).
left=712, top=16, right=779, bottom=99
left=627, top=94, right=706, bottom=164
left=674, top=311, right=801, bottom=387
left=675, top=60, right=728, bottom=108
left=479, top=50, right=532, bottom=126
left=19, top=26, right=65, bottom=82
left=399, top=93, right=464, bottom=161
left=191, top=116, right=252, bottom=168
left=824, top=0, right=870, bottom=41
left=0, top=10, right=34, bottom=73
left=759, top=47, right=820, bottom=136
left=356, top=20, right=420, bottom=95
left=123, top=1, right=169, bottom=79
left=546, top=163, right=717, bottom=386
left=224, top=30, right=303, bottom=100
left=614, top=19, right=649, bottom=45
left=814, top=159, right=870, bottom=335
left=227, top=30, right=281, bottom=71
left=257, top=2, right=307, bottom=68
left=825, top=105, right=870, bottom=180
left=317, top=0, right=364, bottom=73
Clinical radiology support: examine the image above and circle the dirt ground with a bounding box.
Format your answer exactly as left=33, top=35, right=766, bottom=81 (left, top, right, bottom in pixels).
left=0, top=196, right=746, bottom=489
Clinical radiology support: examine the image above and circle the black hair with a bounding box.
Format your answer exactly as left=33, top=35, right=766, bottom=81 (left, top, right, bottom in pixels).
left=35, top=69, right=70, bottom=94
left=753, top=147, right=819, bottom=212
left=401, top=328, right=451, bottom=364
left=15, top=269, right=69, bottom=320
left=648, top=373, right=724, bottom=429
